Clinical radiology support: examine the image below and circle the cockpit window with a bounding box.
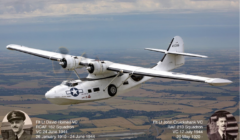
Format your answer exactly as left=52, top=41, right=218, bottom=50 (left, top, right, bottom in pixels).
left=72, top=83, right=78, bottom=87
left=61, top=81, right=67, bottom=85
left=61, top=81, right=78, bottom=87
left=66, top=83, right=72, bottom=87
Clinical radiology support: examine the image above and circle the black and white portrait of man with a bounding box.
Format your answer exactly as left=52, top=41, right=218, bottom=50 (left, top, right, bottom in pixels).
left=1, top=110, right=32, bottom=140
left=207, top=111, right=238, bottom=140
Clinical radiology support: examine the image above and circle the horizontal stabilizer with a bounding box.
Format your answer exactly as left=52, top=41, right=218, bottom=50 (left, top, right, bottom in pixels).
left=145, top=48, right=207, bottom=58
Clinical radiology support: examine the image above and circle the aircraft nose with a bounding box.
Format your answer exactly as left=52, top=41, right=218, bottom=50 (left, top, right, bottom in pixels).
left=45, top=89, right=55, bottom=99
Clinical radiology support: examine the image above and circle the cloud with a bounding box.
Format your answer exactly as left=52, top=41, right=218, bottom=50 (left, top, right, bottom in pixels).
left=0, top=0, right=238, bottom=19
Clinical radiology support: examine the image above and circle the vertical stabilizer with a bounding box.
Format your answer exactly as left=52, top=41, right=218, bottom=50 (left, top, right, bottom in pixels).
left=154, top=36, right=185, bottom=71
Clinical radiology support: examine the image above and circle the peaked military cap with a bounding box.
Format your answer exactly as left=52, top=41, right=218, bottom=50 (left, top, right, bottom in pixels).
left=7, top=111, right=26, bottom=122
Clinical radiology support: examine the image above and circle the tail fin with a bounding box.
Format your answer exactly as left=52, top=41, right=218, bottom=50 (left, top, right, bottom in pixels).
left=145, top=36, right=207, bottom=71
left=156, top=36, right=185, bottom=71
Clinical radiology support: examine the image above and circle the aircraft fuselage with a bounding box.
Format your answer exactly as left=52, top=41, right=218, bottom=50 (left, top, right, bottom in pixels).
left=45, top=73, right=152, bottom=105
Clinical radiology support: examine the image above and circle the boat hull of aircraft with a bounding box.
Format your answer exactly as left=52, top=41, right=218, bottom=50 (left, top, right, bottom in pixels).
left=45, top=75, right=151, bottom=105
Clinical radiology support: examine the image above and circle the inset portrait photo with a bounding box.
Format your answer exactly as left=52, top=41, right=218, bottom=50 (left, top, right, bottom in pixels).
left=1, top=110, right=32, bottom=140
left=207, top=110, right=238, bottom=140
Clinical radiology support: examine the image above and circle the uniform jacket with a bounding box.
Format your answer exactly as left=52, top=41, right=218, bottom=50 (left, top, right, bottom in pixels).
left=8, top=131, right=31, bottom=140
left=209, top=131, right=234, bottom=140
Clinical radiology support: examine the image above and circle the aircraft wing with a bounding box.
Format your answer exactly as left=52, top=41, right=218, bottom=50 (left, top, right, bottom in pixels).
left=6, top=44, right=64, bottom=61
left=107, top=63, right=232, bottom=86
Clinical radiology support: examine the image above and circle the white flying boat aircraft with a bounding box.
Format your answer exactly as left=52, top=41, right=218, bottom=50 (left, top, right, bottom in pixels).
left=6, top=36, right=232, bottom=105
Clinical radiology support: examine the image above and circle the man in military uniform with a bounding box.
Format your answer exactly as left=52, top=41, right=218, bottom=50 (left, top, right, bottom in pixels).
left=7, top=111, right=31, bottom=140
left=209, top=113, right=234, bottom=140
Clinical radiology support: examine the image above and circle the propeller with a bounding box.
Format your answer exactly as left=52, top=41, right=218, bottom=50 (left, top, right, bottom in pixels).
left=52, top=47, right=73, bottom=79
left=79, top=52, right=90, bottom=66
left=81, top=54, right=104, bottom=74
left=95, top=56, right=99, bottom=61
left=81, top=52, right=88, bottom=59
left=59, top=47, right=69, bottom=54
left=79, top=52, right=94, bottom=73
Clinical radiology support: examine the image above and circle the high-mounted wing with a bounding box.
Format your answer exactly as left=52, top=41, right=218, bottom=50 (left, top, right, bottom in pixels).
left=107, top=63, right=232, bottom=86
left=6, top=44, right=88, bottom=71
left=6, top=44, right=63, bottom=61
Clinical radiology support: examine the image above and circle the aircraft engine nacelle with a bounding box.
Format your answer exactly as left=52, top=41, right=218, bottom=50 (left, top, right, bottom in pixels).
left=87, top=61, right=108, bottom=75
left=61, top=55, right=82, bottom=70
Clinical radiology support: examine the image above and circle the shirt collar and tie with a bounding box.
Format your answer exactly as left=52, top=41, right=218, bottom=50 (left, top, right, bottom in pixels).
left=222, top=133, right=226, bottom=140
left=15, top=130, right=24, bottom=140
left=218, top=129, right=226, bottom=140
left=15, top=134, right=18, bottom=140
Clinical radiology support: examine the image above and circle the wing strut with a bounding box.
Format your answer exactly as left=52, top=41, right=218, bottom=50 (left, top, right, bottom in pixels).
left=103, top=70, right=123, bottom=91
left=73, top=69, right=81, bottom=80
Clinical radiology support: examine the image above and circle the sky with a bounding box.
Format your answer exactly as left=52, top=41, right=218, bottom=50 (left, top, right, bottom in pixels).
left=0, top=0, right=239, bottom=53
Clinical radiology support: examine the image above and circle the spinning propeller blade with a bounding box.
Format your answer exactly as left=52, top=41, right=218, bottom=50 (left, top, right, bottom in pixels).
left=81, top=52, right=88, bottom=58
left=95, top=56, right=100, bottom=61
left=52, top=61, right=62, bottom=73
left=59, top=47, right=69, bottom=54
left=52, top=47, right=73, bottom=79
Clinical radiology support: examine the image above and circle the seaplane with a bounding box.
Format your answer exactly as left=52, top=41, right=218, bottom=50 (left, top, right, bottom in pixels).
left=6, top=36, right=232, bottom=105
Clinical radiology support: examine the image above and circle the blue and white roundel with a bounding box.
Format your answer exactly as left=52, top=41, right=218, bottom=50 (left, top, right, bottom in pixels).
left=70, top=88, right=79, bottom=97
